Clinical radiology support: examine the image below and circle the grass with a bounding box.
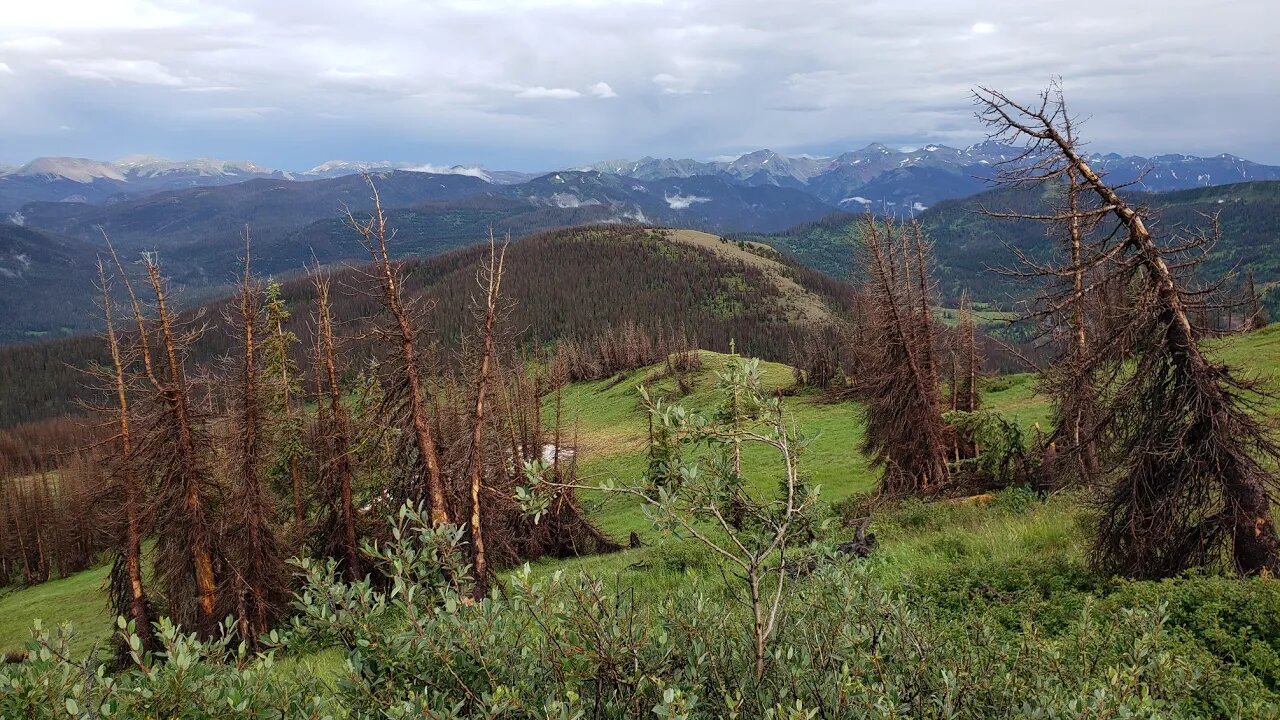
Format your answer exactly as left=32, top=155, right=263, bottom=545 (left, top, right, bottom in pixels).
left=7, top=324, right=1280, bottom=658
left=0, top=564, right=111, bottom=657
left=933, top=304, right=1017, bottom=328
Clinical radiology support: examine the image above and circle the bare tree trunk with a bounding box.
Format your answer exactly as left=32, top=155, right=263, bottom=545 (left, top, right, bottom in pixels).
left=313, top=272, right=362, bottom=581
left=348, top=177, right=450, bottom=527
left=97, top=262, right=154, bottom=648
left=466, top=235, right=506, bottom=599
left=1066, top=171, right=1102, bottom=484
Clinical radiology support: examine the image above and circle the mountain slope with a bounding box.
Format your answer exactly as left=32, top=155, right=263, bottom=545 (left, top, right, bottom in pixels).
left=498, top=171, right=836, bottom=232
left=11, top=170, right=837, bottom=293
left=746, top=180, right=1280, bottom=307
left=0, top=225, right=853, bottom=427
left=0, top=224, right=108, bottom=341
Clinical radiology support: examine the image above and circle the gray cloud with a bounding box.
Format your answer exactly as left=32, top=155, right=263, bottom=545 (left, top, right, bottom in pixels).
left=0, top=0, right=1276, bottom=169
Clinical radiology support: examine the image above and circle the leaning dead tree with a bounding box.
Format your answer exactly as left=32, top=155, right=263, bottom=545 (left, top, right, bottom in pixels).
left=348, top=175, right=451, bottom=527
left=854, top=214, right=951, bottom=494
left=976, top=83, right=1280, bottom=577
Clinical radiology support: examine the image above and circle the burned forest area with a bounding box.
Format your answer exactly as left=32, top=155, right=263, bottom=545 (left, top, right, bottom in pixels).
left=4, top=83, right=1280, bottom=719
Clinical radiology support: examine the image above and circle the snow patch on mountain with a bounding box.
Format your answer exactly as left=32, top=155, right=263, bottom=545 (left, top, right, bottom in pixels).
left=18, top=158, right=126, bottom=183
left=118, top=156, right=274, bottom=178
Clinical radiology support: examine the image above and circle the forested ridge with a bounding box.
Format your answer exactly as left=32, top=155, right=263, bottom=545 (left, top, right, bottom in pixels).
left=0, top=224, right=852, bottom=428
left=743, top=180, right=1280, bottom=307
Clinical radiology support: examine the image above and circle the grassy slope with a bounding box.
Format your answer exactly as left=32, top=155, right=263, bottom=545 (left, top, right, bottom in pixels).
left=5, top=325, right=1280, bottom=656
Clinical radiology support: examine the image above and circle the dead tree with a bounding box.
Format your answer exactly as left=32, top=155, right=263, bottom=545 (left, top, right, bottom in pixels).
left=224, top=239, right=288, bottom=643
left=979, top=133, right=1107, bottom=489
left=95, top=261, right=155, bottom=650
left=956, top=294, right=981, bottom=415
left=347, top=176, right=450, bottom=527
left=310, top=268, right=363, bottom=581
left=1245, top=270, right=1268, bottom=332
left=976, top=83, right=1280, bottom=577
left=855, top=214, right=951, bottom=494
left=464, top=234, right=507, bottom=598
left=126, top=254, right=222, bottom=636
left=947, top=294, right=983, bottom=461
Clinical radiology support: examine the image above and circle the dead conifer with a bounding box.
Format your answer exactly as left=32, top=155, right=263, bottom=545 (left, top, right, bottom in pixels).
left=976, top=82, right=1280, bottom=577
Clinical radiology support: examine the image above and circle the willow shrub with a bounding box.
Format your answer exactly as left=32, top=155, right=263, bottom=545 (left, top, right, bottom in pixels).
left=4, top=503, right=1279, bottom=717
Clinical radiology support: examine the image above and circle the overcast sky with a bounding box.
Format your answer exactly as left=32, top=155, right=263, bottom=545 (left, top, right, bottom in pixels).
left=1, top=0, right=1276, bottom=171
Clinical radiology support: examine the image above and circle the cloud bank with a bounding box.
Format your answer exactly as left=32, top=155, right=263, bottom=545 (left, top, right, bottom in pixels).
left=0, top=0, right=1276, bottom=169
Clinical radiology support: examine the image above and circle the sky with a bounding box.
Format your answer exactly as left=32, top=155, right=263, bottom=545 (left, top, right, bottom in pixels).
left=0, top=0, right=1277, bottom=171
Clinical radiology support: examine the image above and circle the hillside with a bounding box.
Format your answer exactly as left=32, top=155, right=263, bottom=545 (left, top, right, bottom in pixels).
left=746, top=181, right=1280, bottom=307
left=0, top=347, right=1046, bottom=656
left=7, top=328, right=1280, bottom=708
left=0, top=225, right=851, bottom=428
left=0, top=224, right=109, bottom=342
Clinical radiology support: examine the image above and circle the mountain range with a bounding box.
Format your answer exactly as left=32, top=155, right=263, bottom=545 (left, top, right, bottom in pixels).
left=3, top=140, right=1279, bottom=345
left=582, top=142, right=1280, bottom=208
left=5, top=143, right=1279, bottom=214
left=0, top=157, right=531, bottom=213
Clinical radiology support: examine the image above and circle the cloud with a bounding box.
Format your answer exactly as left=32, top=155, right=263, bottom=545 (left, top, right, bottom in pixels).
left=515, top=86, right=582, bottom=99
left=652, top=73, right=697, bottom=95
left=664, top=192, right=710, bottom=210
left=0, top=63, right=12, bottom=75
left=190, top=106, right=279, bottom=120
left=402, top=163, right=491, bottom=181
left=588, top=81, right=617, bottom=98
left=50, top=58, right=186, bottom=86
left=0, top=0, right=1277, bottom=168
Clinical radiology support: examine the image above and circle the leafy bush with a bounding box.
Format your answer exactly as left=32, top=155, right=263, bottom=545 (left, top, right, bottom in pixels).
left=1103, top=575, right=1280, bottom=692
left=0, top=618, right=334, bottom=718
left=5, top=501, right=1280, bottom=717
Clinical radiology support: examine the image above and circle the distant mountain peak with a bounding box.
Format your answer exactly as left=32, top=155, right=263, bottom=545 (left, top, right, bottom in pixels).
left=17, top=157, right=128, bottom=183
